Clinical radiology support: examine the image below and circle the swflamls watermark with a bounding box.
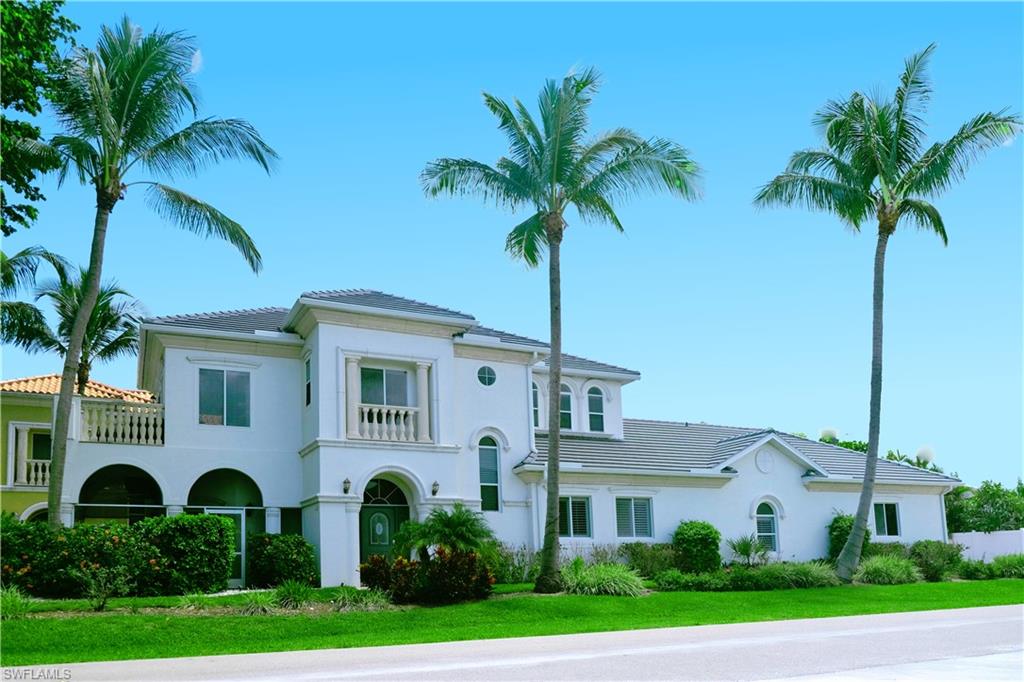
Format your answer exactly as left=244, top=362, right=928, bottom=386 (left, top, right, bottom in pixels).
left=2, top=668, right=72, bottom=680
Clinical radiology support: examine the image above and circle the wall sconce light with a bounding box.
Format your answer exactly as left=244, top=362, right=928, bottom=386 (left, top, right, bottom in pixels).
left=431, top=481, right=439, bottom=497
left=343, top=478, right=351, bottom=494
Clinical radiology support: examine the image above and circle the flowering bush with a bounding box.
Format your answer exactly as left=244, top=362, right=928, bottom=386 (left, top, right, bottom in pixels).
left=359, top=554, right=391, bottom=591
left=247, top=533, right=319, bottom=587
left=358, top=549, right=493, bottom=605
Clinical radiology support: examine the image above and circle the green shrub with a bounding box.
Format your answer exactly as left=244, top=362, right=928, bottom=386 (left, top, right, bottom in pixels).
left=654, top=569, right=728, bottom=592
left=991, top=553, right=1024, bottom=579
left=178, top=593, right=209, bottom=610
left=726, top=534, right=770, bottom=567
left=908, top=540, right=962, bottom=582
left=478, top=541, right=539, bottom=584
left=560, top=558, right=644, bottom=596
left=828, top=513, right=870, bottom=562
left=275, top=579, right=315, bottom=608
left=853, top=555, right=922, bottom=585
left=778, top=561, right=841, bottom=588
left=865, top=542, right=908, bottom=559
left=587, top=544, right=622, bottom=566
left=619, top=543, right=677, bottom=579
left=333, top=587, right=391, bottom=612
left=358, top=554, right=391, bottom=591
left=133, top=514, right=234, bottom=594
left=957, top=559, right=995, bottom=580
left=247, top=533, right=319, bottom=587
left=388, top=557, right=422, bottom=604
left=739, top=562, right=839, bottom=590
left=0, top=585, right=30, bottom=620
left=671, top=521, right=721, bottom=574
left=238, top=591, right=278, bottom=615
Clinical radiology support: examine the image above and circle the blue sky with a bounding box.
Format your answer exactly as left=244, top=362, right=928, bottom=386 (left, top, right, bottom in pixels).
left=3, top=2, right=1021, bottom=486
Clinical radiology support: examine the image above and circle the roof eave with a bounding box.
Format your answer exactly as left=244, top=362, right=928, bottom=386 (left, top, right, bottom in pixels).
left=533, top=365, right=641, bottom=382
left=140, top=323, right=304, bottom=345
left=286, top=296, right=478, bottom=331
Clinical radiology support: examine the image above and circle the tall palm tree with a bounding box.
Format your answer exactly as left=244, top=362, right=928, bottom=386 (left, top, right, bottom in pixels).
left=422, top=68, right=700, bottom=591
left=1, top=246, right=69, bottom=338
left=754, top=44, right=1019, bottom=580
left=5, top=267, right=141, bottom=391
left=44, top=17, right=278, bottom=527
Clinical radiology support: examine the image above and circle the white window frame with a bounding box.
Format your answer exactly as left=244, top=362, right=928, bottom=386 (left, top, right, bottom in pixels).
left=359, top=365, right=411, bottom=407
left=873, top=501, right=902, bottom=538
left=197, top=366, right=252, bottom=428
left=755, top=501, right=779, bottom=553
left=559, top=495, right=592, bottom=538
left=4, top=421, right=51, bottom=489
left=303, top=355, right=312, bottom=408
left=559, top=384, right=574, bottom=430
left=615, top=497, right=653, bottom=538
left=477, top=366, right=497, bottom=387
left=587, top=387, right=605, bottom=432
left=478, top=436, right=501, bottom=512
left=532, top=382, right=541, bottom=428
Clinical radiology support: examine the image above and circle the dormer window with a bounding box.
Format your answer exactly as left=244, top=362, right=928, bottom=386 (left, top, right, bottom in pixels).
left=559, top=384, right=573, bottom=430
left=587, top=387, right=605, bottom=432
left=360, top=367, right=408, bottom=406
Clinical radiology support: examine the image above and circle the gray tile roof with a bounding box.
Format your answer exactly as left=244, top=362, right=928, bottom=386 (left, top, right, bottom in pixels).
left=145, top=307, right=289, bottom=335
left=464, top=326, right=639, bottom=377
left=465, top=325, right=550, bottom=349
left=523, top=419, right=959, bottom=485
left=302, top=289, right=476, bottom=322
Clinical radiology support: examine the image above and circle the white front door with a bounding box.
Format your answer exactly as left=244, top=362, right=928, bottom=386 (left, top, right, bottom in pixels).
left=208, top=508, right=245, bottom=588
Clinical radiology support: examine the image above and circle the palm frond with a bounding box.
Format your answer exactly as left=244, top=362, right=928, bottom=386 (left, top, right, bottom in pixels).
left=0, top=247, right=69, bottom=298
left=133, top=117, right=278, bottom=178
left=482, top=93, right=539, bottom=172
left=753, top=172, right=871, bottom=227
left=891, top=44, right=934, bottom=170
left=900, top=110, right=1022, bottom=197
left=420, top=158, right=533, bottom=207
left=538, top=68, right=600, bottom=189
left=504, top=212, right=546, bottom=267
left=144, top=183, right=262, bottom=272
left=574, top=193, right=624, bottom=232
left=898, top=198, right=947, bottom=245
left=50, top=135, right=101, bottom=187
left=574, top=137, right=701, bottom=205
left=0, top=301, right=59, bottom=352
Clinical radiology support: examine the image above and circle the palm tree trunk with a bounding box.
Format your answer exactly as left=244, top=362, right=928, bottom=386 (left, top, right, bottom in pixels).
left=534, top=220, right=564, bottom=593
left=76, top=360, right=90, bottom=394
left=47, top=201, right=113, bottom=528
left=836, top=226, right=890, bottom=580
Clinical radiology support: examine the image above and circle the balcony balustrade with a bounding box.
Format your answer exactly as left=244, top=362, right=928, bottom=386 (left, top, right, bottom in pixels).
left=355, top=404, right=421, bottom=442
left=81, top=400, right=165, bottom=446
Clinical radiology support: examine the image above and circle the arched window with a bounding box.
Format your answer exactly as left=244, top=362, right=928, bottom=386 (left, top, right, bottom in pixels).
left=755, top=502, right=778, bottom=552
left=559, top=384, right=573, bottom=430
left=532, top=383, right=540, bottom=428
left=587, top=387, right=605, bottom=432
left=478, top=436, right=500, bottom=511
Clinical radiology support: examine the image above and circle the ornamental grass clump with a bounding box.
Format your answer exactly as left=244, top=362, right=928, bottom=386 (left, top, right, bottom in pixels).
left=238, top=591, right=277, bottom=615
left=991, top=553, right=1024, bottom=579
left=560, top=558, right=644, bottom=597
left=275, top=579, right=315, bottom=609
left=853, top=556, right=922, bottom=585
left=178, top=593, right=209, bottom=610
left=1, top=585, right=30, bottom=620
left=333, top=588, right=391, bottom=612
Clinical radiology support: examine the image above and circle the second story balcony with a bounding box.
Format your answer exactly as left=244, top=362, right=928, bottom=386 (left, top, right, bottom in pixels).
left=343, top=356, right=432, bottom=444
left=81, top=399, right=166, bottom=446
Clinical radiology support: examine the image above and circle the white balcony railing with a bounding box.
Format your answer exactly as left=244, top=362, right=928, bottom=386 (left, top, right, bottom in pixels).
left=21, top=459, right=50, bottom=487
left=81, top=400, right=165, bottom=446
left=355, top=404, right=421, bottom=442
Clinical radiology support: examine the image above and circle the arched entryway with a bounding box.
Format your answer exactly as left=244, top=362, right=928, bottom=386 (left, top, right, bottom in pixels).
left=359, top=478, right=410, bottom=563
left=78, top=464, right=164, bottom=524
left=187, top=469, right=264, bottom=588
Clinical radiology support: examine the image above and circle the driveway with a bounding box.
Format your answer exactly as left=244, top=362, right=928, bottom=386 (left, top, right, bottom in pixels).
left=6, top=605, right=1022, bottom=681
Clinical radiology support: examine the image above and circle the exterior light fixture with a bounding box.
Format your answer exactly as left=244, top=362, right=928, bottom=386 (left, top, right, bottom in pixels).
left=343, top=478, right=351, bottom=494
left=431, top=481, right=440, bottom=496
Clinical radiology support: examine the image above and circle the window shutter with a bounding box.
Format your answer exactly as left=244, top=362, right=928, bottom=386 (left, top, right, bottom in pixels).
left=571, top=497, right=590, bottom=537
left=559, top=497, right=570, bottom=536
left=633, top=498, right=652, bottom=537
left=616, top=498, right=634, bottom=537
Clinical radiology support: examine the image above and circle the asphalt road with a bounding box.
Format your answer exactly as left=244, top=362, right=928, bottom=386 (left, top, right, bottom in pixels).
left=7, top=605, right=1023, bottom=681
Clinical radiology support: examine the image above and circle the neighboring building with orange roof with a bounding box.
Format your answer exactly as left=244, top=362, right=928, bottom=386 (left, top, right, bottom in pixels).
left=0, top=374, right=155, bottom=403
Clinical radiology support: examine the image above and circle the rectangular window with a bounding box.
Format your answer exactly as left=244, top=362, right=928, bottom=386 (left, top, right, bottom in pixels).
left=360, top=367, right=408, bottom=406
left=479, top=445, right=500, bottom=512
left=559, top=391, right=573, bottom=430
left=199, top=368, right=250, bottom=427
left=558, top=496, right=591, bottom=537
left=304, top=357, right=311, bottom=406
left=873, top=502, right=900, bottom=537
left=588, top=391, right=605, bottom=432
left=532, top=384, right=540, bottom=428
left=615, top=497, right=652, bottom=538
left=30, top=432, right=52, bottom=460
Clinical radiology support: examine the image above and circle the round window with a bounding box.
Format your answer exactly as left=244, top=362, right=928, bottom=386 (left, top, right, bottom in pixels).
left=477, top=366, right=496, bottom=386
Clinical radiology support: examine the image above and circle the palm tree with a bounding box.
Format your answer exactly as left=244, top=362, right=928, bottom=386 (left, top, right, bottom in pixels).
left=394, top=503, right=495, bottom=562
left=422, top=68, right=700, bottom=591
left=5, top=267, right=141, bottom=391
left=1, top=246, right=69, bottom=339
left=44, top=17, right=278, bottom=527
left=754, top=44, right=1019, bottom=580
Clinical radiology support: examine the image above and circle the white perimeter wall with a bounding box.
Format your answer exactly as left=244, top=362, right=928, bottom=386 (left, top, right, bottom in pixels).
left=952, top=530, right=1024, bottom=562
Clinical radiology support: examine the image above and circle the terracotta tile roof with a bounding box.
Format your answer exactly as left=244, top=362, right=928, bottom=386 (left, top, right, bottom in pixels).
left=0, top=374, right=155, bottom=403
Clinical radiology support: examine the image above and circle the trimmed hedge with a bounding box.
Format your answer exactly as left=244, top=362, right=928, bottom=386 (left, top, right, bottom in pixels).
left=0, top=512, right=233, bottom=597
left=655, top=561, right=839, bottom=592
left=828, top=513, right=870, bottom=562
left=671, top=521, right=721, bottom=574
left=247, top=533, right=319, bottom=587
left=619, top=542, right=676, bottom=579
left=360, top=548, right=493, bottom=605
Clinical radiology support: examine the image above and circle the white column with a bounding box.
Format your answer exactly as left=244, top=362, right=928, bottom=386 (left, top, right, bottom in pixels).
left=266, top=507, right=282, bottom=534
left=14, top=426, right=29, bottom=485
left=416, top=362, right=430, bottom=442
left=345, top=355, right=361, bottom=439
left=344, top=503, right=361, bottom=586
left=166, top=505, right=184, bottom=517
left=59, top=503, right=74, bottom=527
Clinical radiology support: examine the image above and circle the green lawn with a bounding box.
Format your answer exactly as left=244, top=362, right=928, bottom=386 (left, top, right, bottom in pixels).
left=3, top=580, right=1022, bottom=667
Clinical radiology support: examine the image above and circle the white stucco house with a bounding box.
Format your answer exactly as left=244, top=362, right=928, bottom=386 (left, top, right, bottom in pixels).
left=3, top=289, right=959, bottom=587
